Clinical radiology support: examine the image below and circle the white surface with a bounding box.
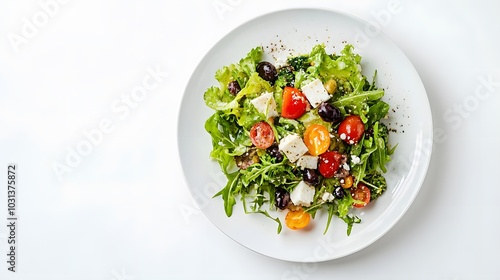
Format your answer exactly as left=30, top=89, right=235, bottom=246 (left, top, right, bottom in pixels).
left=178, top=7, right=433, bottom=262
left=0, top=0, right=499, bottom=279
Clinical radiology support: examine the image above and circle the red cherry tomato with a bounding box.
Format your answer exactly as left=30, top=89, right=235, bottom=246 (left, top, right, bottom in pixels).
left=337, top=115, right=365, bottom=145
left=249, top=121, right=274, bottom=149
left=285, top=208, right=311, bottom=230
left=351, top=183, right=371, bottom=208
left=304, top=124, right=330, bottom=156
left=318, top=151, right=342, bottom=178
left=281, top=87, right=308, bottom=119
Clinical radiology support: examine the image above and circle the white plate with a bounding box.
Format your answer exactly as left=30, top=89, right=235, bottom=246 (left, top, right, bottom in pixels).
left=178, top=8, right=432, bottom=262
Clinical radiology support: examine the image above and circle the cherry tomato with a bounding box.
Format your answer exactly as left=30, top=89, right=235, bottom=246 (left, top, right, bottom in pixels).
left=249, top=121, right=274, bottom=149
left=281, top=87, right=308, bottom=119
left=351, top=183, right=371, bottom=208
left=304, top=124, right=331, bottom=156
left=337, top=115, right=365, bottom=145
left=285, top=208, right=311, bottom=230
left=341, top=175, right=354, bottom=189
left=318, top=151, right=342, bottom=178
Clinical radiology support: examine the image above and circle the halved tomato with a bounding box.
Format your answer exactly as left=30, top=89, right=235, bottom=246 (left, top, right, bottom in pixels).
left=304, top=124, right=330, bottom=156
left=351, top=183, right=371, bottom=208
left=249, top=121, right=274, bottom=149
left=285, top=208, right=311, bottom=230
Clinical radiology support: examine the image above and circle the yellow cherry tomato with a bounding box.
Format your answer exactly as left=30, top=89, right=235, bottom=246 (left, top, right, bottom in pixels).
left=285, top=208, right=311, bottom=230
left=304, top=124, right=330, bottom=156
left=341, top=175, right=354, bottom=189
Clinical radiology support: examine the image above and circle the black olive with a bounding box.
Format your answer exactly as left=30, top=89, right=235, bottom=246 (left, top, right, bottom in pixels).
left=364, top=127, right=374, bottom=138
left=275, top=187, right=290, bottom=210
left=334, top=186, right=345, bottom=199
left=256, top=61, right=278, bottom=84
left=303, top=169, right=320, bottom=186
left=318, top=102, right=342, bottom=123
left=227, top=80, right=241, bottom=95
left=267, top=144, right=283, bottom=162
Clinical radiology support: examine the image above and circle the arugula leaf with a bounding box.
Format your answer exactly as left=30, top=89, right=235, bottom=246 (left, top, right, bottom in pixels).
left=341, top=215, right=361, bottom=236
left=324, top=203, right=336, bottom=234
left=369, top=122, right=392, bottom=173
left=333, top=89, right=384, bottom=108
left=242, top=201, right=283, bottom=234
left=362, top=171, right=387, bottom=200
left=351, top=137, right=378, bottom=186
left=321, top=190, right=362, bottom=235
left=240, top=153, right=300, bottom=188
left=367, top=101, right=389, bottom=126
left=217, top=171, right=242, bottom=217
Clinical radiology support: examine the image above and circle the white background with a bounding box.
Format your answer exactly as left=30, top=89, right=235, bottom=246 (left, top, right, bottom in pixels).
left=1, top=0, right=499, bottom=279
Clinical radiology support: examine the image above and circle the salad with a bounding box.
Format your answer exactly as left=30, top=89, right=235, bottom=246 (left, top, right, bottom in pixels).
left=203, top=43, right=396, bottom=235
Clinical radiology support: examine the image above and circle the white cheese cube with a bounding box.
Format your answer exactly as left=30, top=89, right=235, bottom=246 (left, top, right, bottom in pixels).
left=250, top=92, right=278, bottom=118
left=296, top=155, right=318, bottom=169
left=322, top=192, right=335, bottom=202
left=301, top=78, right=331, bottom=108
left=278, top=134, right=308, bottom=163
left=290, top=181, right=316, bottom=207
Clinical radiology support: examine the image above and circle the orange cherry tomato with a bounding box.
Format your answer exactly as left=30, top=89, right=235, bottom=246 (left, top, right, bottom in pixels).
left=351, top=183, right=371, bottom=208
left=303, top=124, right=331, bottom=156
left=285, top=208, right=311, bottom=230
left=341, top=175, right=354, bottom=189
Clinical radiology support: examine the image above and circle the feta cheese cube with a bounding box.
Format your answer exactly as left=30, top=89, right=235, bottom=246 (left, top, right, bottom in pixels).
left=250, top=92, right=278, bottom=118
left=301, top=78, right=331, bottom=108
left=296, top=155, right=318, bottom=169
left=278, top=134, right=308, bottom=163
left=290, top=181, right=316, bottom=207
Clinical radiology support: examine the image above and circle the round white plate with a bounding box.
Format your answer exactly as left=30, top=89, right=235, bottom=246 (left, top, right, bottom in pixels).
left=178, top=8, right=432, bottom=262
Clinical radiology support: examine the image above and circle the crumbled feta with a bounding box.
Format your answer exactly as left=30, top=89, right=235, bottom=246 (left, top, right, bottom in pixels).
left=351, top=155, right=361, bottom=165
left=296, top=155, right=318, bottom=169
left=278, top=134, right=308, bottom=163
left=321, top=192, right=335, bottom=202
left=290, top=181, right=316, bottom=207
left=250, top=92, right=278, bottom=119
left=342, top=163, right=350, bottom=171
left=273, top=53, right=288, bottom=68
left=300, top=78, right=331, bottom=108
